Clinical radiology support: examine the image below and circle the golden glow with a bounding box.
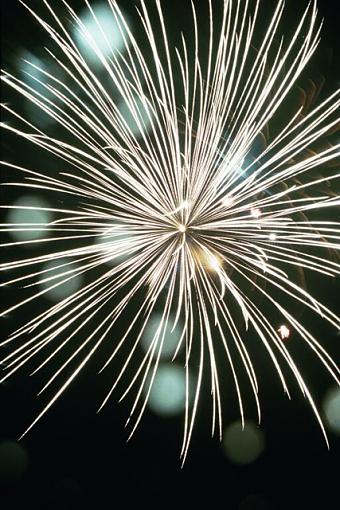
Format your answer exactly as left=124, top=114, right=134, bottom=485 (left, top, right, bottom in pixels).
left=208, top=254, right=221, bottom=272
left=202, top=252, right=222, bottom=272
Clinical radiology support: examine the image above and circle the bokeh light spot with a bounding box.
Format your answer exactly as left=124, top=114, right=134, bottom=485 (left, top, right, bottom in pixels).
left=48, top=478, right=84, bottom=509
left=223, top=420, right=265, bottom=465
left=141, top=313, right=182, bottom=360
left=0, top=441, right=29, bottom=484
left=20, top=52, right=48, bottom=93
left=19, top=52, right=62, bottom=127
left=7, top=195, right=52, bottom=242
left=117, top=95, right=152, bottom=137
left=39, top=258, right=82, bottom=301
left=323, top=386, right=340, bottom=436
left=238, top=494, right=273, bottom=510
left=147, top=364, right=187, bottom=416
left=73, top=3, right=129, bottom=67
left=95, top=227, right=134, bottom=265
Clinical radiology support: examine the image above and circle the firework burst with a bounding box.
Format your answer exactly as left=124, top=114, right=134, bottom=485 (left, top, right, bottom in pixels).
left=1, top=0, right=339, bottom=462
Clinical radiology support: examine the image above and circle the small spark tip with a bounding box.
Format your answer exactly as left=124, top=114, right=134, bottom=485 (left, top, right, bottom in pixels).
left=251, top=207, right=262, bottom=219
left=221, top=195, right=233, bottom=207
left=278, top=324, right=290, bottom=340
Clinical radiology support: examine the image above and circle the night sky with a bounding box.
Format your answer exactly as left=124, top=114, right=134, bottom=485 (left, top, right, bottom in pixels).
left=1, top=1, right=339, bottom=509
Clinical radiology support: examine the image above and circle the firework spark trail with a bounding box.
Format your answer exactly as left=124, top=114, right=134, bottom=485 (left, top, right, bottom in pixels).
left=1, top=0, right=340, bottom=461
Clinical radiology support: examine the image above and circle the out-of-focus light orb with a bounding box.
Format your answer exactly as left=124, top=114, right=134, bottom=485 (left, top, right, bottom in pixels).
left=73, top=3, right=129, bottom=67
left=48, top=479, right=84, bottom=508
left=223, top=420, right=265, bottom=465
left=95, top=227, right=134, bottom=265
left=141, top=313, right=182, bottom=360
left=238, top=494, right=272, bottom=510
left=7, top=195, right=52, bottom=242
left=147, top=364, right=187, bottom=416
left=323, top=386, right=340, bottom=436
left=20, top=52, right=49, bottom=93
left=39, top=258, right=82, bottom=301
left=117, top=95, right=151, bottom=137
left=24, top=100, right=56, bottom=128
left=19, top=52, right=61, bottom=127
left=0, top=441, right=29, bottom=484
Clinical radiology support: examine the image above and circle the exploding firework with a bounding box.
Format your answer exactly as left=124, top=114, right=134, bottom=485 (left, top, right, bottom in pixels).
left=1, top=0, right=339, bottom=462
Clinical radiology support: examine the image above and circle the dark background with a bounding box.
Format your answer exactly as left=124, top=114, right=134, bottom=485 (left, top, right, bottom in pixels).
left=1, top=1, right=339, bottom=509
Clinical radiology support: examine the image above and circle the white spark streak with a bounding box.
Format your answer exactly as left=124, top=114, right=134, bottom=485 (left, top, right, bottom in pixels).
left=1, top=0, right=339, bottom=462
